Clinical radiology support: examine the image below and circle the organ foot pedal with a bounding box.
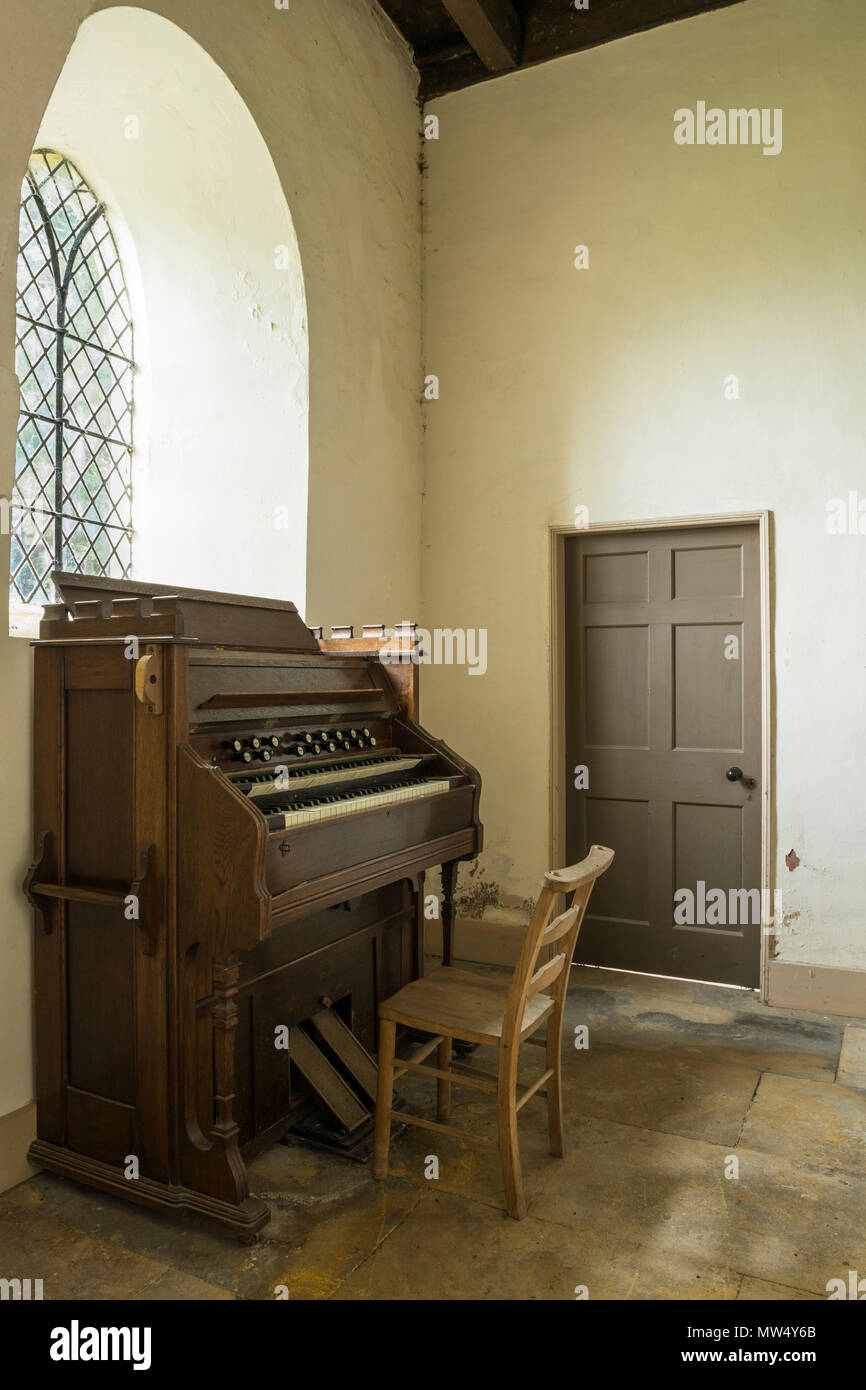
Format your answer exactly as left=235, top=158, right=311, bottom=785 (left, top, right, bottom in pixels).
left=286, top=1004, right=401, bottom=1161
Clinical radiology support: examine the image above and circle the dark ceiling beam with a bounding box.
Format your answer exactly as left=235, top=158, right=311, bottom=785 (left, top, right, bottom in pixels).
left=414, top=35, right=475, bottom=66
left=520, top=0, right=749, bottom=66
left=378, top=0, right=754, bottom=101
left=439, top=0, right=522, bottom=73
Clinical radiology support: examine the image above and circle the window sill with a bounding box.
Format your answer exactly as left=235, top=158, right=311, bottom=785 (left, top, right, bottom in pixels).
left=8, top=602, right=43, bottom=640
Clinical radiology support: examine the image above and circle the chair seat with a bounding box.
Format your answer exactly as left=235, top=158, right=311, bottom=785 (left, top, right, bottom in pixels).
left=379, top=965, right=554, bottom=1046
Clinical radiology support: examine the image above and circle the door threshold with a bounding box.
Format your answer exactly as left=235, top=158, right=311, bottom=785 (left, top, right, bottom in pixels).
left=573, top=962, right=757, bottom=992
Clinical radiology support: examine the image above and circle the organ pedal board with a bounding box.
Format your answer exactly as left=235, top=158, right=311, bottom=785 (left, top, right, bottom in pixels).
left=287, top=1003, right=391, bottom=1159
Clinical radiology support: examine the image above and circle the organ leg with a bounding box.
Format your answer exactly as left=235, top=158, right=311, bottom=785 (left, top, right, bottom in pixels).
left=210, top=954, right=250, bottom=1205
left=441, top=859, right=457, bottom=967
left=440, top=860, right=477, bottom=1054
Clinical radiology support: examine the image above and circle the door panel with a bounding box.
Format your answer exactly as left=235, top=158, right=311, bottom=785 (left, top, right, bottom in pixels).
left=673, top=544, right=742, bottom=598
left=585, top=549, right=650, bottom=603
left=673, top=623, right=743, bottom=749
left=565, top=523, right=762, bottom=987
left=584, top=798, right=650, bottom=925
left=674, top=802, right=744, bottom=920
left=585, top=626, right=649, bottom=747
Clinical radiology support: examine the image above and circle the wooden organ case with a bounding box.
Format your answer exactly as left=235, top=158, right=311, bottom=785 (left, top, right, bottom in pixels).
left=26, top=574, right=482, bottom=1239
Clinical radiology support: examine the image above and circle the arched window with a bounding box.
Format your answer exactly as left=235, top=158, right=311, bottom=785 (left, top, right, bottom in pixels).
left=10, top=150, right=133, bottom=624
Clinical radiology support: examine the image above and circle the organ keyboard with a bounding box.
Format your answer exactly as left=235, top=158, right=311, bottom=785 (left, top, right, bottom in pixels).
left=241, top=753, right=428, bottom=797
left=25, top=574, right=482, bottom=1239
left=261, top=776, right=453, bottom=832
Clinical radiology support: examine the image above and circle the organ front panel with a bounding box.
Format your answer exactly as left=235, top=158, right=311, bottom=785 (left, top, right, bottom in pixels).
left=25, top=573, right=482, bottom=1238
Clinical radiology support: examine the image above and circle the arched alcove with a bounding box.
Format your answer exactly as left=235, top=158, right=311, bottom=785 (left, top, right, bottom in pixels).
left=32, top=5, right=309, bottom=610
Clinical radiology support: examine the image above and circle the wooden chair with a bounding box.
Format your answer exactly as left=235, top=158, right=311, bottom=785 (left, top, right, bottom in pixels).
left=373, top=845, right=614, bottom=1218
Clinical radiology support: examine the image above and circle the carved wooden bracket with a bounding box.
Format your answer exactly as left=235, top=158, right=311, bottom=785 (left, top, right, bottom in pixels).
left=134, top=644, right=164, bottom=714
left=23, top=829, right=52, bottom=935
left=129, top=843, right=157, bottom=955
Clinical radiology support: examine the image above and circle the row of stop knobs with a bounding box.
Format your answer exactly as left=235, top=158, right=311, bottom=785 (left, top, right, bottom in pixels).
left=225, top=728, right=377, bottom=763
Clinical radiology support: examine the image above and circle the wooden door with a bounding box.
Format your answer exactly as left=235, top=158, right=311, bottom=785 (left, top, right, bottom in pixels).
left=564, top=523, right=762, bottom=987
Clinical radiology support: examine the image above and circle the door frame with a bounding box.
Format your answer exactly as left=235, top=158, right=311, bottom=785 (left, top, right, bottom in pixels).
left=549, top=511, right=774, bottom=999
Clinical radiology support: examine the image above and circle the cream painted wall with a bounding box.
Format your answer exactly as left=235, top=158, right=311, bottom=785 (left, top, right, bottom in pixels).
left=0, top=0, right=421, bottom=1118
left=420, top=0, right=866, bottom=973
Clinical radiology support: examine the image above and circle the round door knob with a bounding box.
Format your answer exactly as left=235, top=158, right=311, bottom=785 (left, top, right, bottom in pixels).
left=726, top=766, right=743, bottom=782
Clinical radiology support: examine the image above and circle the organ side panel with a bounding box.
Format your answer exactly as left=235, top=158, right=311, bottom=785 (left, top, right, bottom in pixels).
left=30, top=642, right=172, bottom=1180
left=30, top=646, right=66, bottom=1146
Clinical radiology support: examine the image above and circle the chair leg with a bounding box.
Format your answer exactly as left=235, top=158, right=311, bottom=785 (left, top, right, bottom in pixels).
left=437, top=1036, right=452, bottom=1122
left=545, top=1026, right=564, bottom=1158
left=497, top=1051, right=526, bottom=1219
left=373, top=1018, right=397, bottom=1180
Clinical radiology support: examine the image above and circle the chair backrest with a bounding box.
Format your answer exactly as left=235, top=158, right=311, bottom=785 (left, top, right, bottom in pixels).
left=500, top=845, right=615, bottom=1049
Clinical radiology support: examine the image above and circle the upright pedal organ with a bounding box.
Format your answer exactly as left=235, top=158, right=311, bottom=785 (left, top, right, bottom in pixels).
left=26, top=574, right=482, bottom=1238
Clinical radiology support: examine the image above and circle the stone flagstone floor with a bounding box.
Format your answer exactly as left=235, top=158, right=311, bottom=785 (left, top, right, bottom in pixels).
left=1, top=964, right=864, bottom=1300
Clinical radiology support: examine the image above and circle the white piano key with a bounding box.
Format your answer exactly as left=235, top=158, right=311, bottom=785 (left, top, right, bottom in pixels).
left=276, top=778, right=451, bottom=830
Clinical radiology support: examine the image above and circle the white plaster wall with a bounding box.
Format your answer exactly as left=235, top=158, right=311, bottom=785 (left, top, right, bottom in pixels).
left=0, top=0, right=421, bottom=1119
left=420, top=0, right=866, bottom=971
left=36, top=6, right=310, bottom=606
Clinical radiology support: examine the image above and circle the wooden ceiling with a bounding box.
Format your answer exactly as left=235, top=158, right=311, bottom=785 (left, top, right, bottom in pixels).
left=377, top=0, right=749, bottom=101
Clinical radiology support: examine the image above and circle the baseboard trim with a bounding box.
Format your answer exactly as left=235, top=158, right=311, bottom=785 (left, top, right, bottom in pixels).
left=767, top=960, right=866, bottom=1020
left=0, top=1101, right=40, bottom=1194
left=838, top=1025, right=866, bottom=1091
left=425, top=916, right=526, bottom=967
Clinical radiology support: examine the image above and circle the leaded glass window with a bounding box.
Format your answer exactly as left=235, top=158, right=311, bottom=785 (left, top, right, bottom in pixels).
left=10, top=150, right=133, bottom=619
